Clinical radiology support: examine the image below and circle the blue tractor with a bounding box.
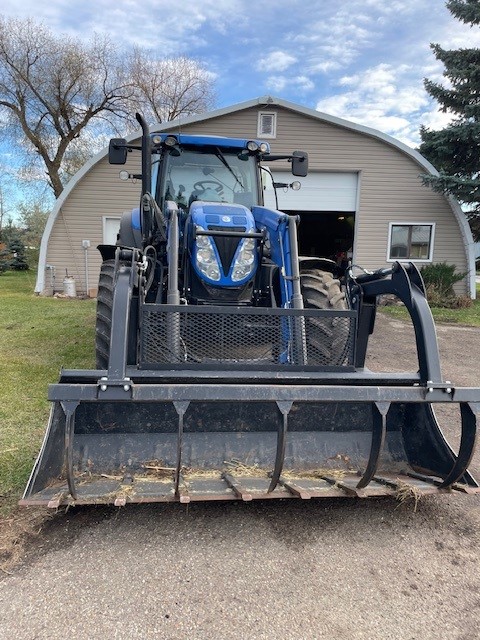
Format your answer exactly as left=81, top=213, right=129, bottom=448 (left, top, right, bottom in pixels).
left=95, top=116, right=347, bottom=369
left=22, top=114, right=480, bottom=508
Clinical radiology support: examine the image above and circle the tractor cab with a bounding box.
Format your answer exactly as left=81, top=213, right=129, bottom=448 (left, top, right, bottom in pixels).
left=153, top=138, right=262, bottom=213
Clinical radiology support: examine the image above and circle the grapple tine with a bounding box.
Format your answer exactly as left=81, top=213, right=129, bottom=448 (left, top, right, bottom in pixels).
left=61, top=401, right=79, bottom=500
left=356, top=401, right=389, bottom=489
left=173, top=402, right=190, bottom=498
left=438, top=402, right=479, bottom=489
left=268, top=401, right=292, bottom=493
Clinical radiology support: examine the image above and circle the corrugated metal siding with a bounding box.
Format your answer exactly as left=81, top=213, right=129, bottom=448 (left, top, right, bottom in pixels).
left=44, top=104, right=469, bottom=295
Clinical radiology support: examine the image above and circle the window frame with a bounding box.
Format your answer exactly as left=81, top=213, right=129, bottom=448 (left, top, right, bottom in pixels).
left=386, top=222, right=435, bottom=263
left=257, top=111, right=277, bottom=139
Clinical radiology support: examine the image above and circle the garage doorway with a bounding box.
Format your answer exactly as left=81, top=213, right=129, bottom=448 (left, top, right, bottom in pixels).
left=288, top=211, right=355, bottom=262
left=264, top=171, right=358, bottom=267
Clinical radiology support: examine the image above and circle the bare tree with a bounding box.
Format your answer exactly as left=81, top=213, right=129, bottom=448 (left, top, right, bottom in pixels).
left=0, top=15, right=217, bottom=200
left=0, top=16, right=132, bottom=198
left=128, top=49, right=216, bottom=124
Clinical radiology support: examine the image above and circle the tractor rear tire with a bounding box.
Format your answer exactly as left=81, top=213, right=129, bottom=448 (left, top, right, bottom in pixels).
left=95, top=259, right=115, bottom=369
left=300, top=268, right=349, bottom=365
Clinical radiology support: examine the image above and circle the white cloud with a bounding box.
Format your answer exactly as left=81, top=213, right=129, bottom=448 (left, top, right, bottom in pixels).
left=265, top=74, right=314, bottom=94
left=296, top=76, right=315, bottom=92
left=359, top=0, right=427, bottom=14
left=257, top=51, right=297, bottom=72
left=316, top=63, right=439, bottom=147
left=293, top=15, right=374, bottom=74
left=421, top=106, right=455, bottom=133
left=265, top=76, right=287, bottom=93
left=435, top=15, right=480, bottom=49
left=0, top=0, right=249, bottom=53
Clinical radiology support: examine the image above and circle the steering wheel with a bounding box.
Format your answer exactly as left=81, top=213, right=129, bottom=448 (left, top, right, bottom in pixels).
left=193, top=180, right=224, bottom=194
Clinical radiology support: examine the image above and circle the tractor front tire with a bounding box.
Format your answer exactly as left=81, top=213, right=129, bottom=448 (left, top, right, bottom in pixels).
left=300, top=268, right=350, bottom=365
left=95, top=259, right=115, bottom=369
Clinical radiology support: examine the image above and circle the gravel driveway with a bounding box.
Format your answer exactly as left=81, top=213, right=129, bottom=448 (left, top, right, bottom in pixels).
left=1, top=313, right=479, bottom=640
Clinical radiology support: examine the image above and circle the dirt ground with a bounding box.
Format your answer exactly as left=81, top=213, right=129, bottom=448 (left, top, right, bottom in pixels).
left=1, top=312, right=480, bottom=640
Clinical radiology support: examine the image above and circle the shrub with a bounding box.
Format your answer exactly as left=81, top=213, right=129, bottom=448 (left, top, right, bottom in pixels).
left=420, top=262, right=467, bottom=308
left=454, top=295, right=473, bottom=309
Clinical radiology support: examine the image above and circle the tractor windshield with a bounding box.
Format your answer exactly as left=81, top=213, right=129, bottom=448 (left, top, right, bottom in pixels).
left=156, top=148, right=259, bottom=212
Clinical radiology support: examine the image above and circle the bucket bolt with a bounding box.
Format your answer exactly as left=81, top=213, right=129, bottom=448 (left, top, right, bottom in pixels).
left=98, top=376, right=132, bottom=393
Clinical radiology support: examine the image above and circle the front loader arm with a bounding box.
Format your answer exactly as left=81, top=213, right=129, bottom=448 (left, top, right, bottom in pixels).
left=251, top=206, right=303, bottom=308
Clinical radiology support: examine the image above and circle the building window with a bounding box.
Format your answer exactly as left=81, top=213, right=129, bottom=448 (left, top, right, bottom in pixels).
left=258, top=112, right=277, bottom=138
left=387, top=223, right=435, bottom=262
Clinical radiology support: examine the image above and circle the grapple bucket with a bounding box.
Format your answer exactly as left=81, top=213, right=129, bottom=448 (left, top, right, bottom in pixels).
left=21, top=295, right=480, bottom=507
left=21, top=383, right=479, bottom=506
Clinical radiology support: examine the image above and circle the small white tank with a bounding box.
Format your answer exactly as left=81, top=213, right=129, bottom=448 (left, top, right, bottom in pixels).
left=63, top=275, right=77, bottom=297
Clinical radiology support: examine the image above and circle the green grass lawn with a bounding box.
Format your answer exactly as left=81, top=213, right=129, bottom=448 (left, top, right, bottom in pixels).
left=0, top=270, right=95, bottom=512
left=380, top=283, right=480, bottom=327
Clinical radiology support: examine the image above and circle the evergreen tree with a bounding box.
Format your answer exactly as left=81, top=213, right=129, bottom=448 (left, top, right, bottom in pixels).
left=419, top=0, right=480, bottom=240
left=0, top=242, right=9, bottom=273
left=8, top=236, right=29, bottom=270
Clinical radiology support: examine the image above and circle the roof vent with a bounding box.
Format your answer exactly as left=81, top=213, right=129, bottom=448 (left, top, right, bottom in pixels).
left=258, top=112, right=277, bottom=139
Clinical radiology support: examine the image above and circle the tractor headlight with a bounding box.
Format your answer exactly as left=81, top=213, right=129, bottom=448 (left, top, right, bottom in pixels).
left=231, top=237, right=257, bottom=282
left=195, top=231, right=221, bottom=281
left=246, top=141, right=269, bottom=154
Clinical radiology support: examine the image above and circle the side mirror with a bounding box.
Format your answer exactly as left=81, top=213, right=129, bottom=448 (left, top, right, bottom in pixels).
left=291, top=151, right=308, bottom=177
left=109, top=138, right=128, bottom=165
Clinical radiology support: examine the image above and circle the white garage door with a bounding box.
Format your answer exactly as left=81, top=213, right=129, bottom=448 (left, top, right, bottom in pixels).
left=264, top=171, right=358, bottom=212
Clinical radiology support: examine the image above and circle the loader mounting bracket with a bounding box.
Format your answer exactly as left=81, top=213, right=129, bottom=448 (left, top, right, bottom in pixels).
left=97, top=376, right=133, bottom=399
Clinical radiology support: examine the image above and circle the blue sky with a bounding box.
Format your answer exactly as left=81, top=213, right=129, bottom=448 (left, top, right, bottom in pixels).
left=1, top=0, right=480, bottom=151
